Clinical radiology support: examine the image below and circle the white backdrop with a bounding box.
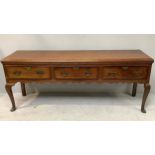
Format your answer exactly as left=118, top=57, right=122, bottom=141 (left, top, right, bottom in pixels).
left=0, top=34, right=155, bottom=94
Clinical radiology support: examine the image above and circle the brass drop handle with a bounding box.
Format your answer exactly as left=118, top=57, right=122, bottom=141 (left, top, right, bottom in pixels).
left=13, top=71, right=22, bottom=76
left=108, top=72, right=118, bottom=76
left=61, top=72, right=69, bottom=77
left=25, top=67, right=32, bottom=71
left=133, top=70, right=143, bottom=74
left=73, top=66, right=80, bottom=70
left=85, top=72, right=92, bottom=77
left=122, top=67, right=129, bottom=70
left=36, top=70, right=44, bottom=75
left=85, top=69, right=92, bottom=77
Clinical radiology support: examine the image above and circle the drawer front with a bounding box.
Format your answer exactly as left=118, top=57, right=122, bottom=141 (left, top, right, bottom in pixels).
left=102, top=67, right=148, bottom=80
left=6, top=66, right=51, bottom=79
left=54, top=67, right=98, bottom=79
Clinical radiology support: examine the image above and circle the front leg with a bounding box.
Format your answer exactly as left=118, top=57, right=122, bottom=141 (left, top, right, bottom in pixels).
left=5, top=83, right=16, bottom=112
left=132, top=83, right=137, bottom=97
left=141, top=83, right=151, bottom=113
left=21, top=83, right=26, bottom=96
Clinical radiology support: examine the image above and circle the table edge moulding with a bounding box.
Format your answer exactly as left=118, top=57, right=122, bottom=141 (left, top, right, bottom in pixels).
left=1, top=50, right=154, bottom=113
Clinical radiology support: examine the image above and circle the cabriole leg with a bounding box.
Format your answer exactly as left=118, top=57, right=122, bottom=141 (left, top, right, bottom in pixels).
left=21, top=83, right=26, bottom=96
left=141, top=83, right=151, bottom=113
left=5, top=83, right=16, bottom=112
left=132, top=83, right=137, bottom=97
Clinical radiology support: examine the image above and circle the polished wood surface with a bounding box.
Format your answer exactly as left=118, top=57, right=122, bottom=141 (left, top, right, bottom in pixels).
left=1, top=50, right=154, bottom=113
left=1, top=50, right=154, bottom=64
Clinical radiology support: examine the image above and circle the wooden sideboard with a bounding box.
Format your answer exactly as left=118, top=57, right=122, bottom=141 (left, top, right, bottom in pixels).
left=1, top=50, right=154, bottom=113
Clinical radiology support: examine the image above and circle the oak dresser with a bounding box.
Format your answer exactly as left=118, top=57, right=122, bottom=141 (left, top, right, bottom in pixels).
left=1, top=50, right=154, bottom=113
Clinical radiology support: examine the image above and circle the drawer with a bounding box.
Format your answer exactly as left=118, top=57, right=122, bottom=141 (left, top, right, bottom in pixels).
left=6, top=66, right=51, bottom=79
left=54, top=67, right=98, bottom=79
left=102, top=67, right=148, bottom=80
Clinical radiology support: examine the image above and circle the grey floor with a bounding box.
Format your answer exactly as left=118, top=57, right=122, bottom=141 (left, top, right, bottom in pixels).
left=0, top=92, right=155, bottom=121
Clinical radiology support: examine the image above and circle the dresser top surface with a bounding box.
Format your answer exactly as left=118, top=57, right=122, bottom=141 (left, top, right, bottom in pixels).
left=1, top=50, right=154, bottom=64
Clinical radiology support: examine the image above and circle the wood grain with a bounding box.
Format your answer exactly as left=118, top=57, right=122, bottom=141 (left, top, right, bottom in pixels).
left=1, top=50, right=154, bottom=64
left=6, top=66, right=51, bottom=79
left=1, top=50, right=154, bottom=112
left=54, top=67, right=98, bottom=80
left=102, top=66, right=148, bottom=80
